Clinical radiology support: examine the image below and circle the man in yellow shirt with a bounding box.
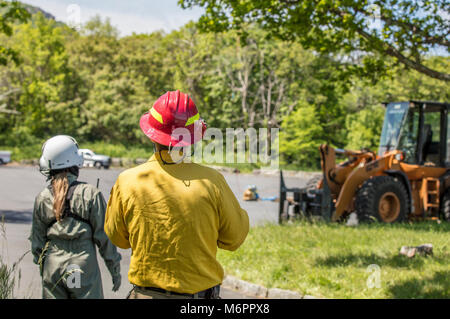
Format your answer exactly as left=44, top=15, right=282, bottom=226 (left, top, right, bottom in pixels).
left=105, top=90, right=249, bottom=299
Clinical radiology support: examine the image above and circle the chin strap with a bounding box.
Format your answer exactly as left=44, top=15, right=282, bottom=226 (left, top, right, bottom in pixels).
left=158, top=150, right=187, bottom=165
left=159, top=142, right=188, bottom=165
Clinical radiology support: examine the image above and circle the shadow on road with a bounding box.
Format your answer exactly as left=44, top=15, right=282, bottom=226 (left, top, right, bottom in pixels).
left=0, top=210, right=32, bottom=224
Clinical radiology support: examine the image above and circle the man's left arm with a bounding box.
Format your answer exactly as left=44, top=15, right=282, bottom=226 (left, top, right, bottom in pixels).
left=216, top=174, right=250, bottom=251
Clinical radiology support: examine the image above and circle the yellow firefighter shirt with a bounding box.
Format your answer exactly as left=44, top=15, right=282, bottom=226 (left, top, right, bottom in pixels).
left=105, top=150, right=249, bottom=294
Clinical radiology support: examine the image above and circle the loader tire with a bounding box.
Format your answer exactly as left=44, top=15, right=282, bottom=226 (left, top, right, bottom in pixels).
left=355, top=176, right=408, bottom=223
left=440, top=189, right=450, bottom=222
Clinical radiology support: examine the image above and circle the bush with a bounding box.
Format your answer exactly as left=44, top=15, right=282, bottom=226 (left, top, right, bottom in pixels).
left=279, top=104, right=325, bottom=170
left=345, top=105, right=385, bottom=151
left=80, top=141, right=153, bottom=159
left=0, top=219, right=29, bottom=299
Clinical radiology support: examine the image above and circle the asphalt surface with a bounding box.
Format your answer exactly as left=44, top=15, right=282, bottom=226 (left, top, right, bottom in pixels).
left=0, top=165, right=306, bottom=299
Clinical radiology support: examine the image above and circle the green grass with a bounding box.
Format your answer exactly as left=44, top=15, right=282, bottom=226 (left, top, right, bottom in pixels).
left=217, top=221, right=450, bottom=298
left=81, top=142, right=154, bottom=159
left=0, top=218, right=29, bottom=299
left=0, top=142, right=155, bottom=162
left=0, top=144, right=41, bottom=162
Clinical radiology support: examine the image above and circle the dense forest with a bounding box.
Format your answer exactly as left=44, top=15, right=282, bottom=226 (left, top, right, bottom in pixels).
left=0, top=2, right=448, bottom=169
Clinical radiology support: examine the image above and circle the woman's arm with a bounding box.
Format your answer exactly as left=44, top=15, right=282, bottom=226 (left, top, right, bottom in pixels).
left=90, top=190, right=122, bottom=277
left=28, top=196, right=48, bottom=265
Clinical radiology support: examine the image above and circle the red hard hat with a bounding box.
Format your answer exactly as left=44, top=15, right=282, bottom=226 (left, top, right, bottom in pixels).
left=139, top=90, right=206, bottom=146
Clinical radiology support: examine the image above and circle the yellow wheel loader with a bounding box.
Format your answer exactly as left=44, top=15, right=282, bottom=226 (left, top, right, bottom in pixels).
left=279, top=101, right=450, bottom=223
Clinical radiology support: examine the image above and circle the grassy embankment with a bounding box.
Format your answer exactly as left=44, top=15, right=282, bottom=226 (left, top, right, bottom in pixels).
left=217, top=221, right=450, bottom=298
left=1, top=142, right=311, bottom=172
left=0, top=142, right=152, bottom=162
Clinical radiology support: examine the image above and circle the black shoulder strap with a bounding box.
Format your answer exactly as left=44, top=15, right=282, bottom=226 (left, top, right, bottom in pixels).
left=47, top=180, right=85, bottom=197
left=66, top=181, right=83, bottom=201
left=47, top=181, right=92, bottom=229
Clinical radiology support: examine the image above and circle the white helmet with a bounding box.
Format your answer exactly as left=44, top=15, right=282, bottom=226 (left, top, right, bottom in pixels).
left=39, top=135, right=84, bottom=174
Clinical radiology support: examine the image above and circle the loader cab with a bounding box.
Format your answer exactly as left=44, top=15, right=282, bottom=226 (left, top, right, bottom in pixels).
left=379, top=101, right=450, bottom=167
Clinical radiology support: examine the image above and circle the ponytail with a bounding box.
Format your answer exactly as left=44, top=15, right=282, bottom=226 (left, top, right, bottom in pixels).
left=51, top=171, right=69, bottom=222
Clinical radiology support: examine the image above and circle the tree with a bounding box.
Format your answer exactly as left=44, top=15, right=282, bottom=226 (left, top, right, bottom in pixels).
left=343, top=55, right=449, bottom=152
left=199, top=25, right=323, bottom=130
left=68, top=16, right=153, bottom=144
left=180, top=0, right=450, bottom=82
left=78, top=70, right=150, bottom=144
left=345, top=105, right=385, bottom=151
left=279, top=103, right=325, bottom=169
left=0, top=12, right=83, bottom=144
left=119, top=31, right=171, bottom=98
left=380, top=56, right=450, bottom=101
left=215, top=27, right=303, bottom=130
left=163, top=22, right=218, bottom=109
left=0, top=0, right=30, bottom=65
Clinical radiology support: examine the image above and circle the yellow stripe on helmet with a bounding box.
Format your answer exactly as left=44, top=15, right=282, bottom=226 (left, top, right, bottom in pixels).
left=185, top=113, right=199, bottom=126
left=150, top=107, right=163, bottom=124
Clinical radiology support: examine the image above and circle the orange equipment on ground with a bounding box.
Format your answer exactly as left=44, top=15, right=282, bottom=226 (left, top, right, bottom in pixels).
left=279, top=101, right=450, bottom=223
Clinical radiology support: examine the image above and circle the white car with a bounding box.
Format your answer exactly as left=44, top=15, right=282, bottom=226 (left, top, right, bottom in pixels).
left=79, top=149, right=111, bottom=169
left=0, top=150, right=11, bottom=165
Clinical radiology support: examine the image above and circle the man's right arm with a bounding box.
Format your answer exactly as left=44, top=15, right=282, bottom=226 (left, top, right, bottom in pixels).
left=215, top=173, right=249, bottom=251
left=105, top=179, right=131, bottom=249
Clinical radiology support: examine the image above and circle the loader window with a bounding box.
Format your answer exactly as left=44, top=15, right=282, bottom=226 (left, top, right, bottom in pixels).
left=447, top=113, right=450, bottom=165
left=379, top=103, right=409, bottom=155
left=397, top=110, right=419, bottom=163
left=422, top=111, right=441, bottom=165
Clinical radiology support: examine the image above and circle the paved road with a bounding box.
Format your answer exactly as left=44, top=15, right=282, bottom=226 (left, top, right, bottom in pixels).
left=0, top=165, right=307, bottom=299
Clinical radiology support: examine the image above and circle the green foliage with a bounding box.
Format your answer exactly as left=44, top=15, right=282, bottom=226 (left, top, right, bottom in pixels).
left=280, top=103, right=325, bottom=169
left=217, top=221, right=450, bottom=298
left=0, top=256, right=15, bottom=299
left=82, top=15, right=119, bottom=38
left=0, top=12, right=83, bottom=145
left=0, top=142, right=41, bottom=161
left=380, top=56, right=450, bottom=101
left=0, top=0, right=30, bottom=65
left=345, top=105, right=385, bottom=151
left=181, top=0, right=450, bottom=82
left=342, top=56, right=449, bottom=152
left=0, top=8, right=448, bottom=171
left=81, top=141, right=153, bottom=159
left=0, top=218, right=29, bottom=299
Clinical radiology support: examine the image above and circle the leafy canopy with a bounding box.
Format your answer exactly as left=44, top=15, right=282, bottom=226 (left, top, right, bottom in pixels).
left=0, top=9, right=448, bottom=168
left=180, top=0, right=450, bottom=82
left=0, top=0, right=30, bottom=65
